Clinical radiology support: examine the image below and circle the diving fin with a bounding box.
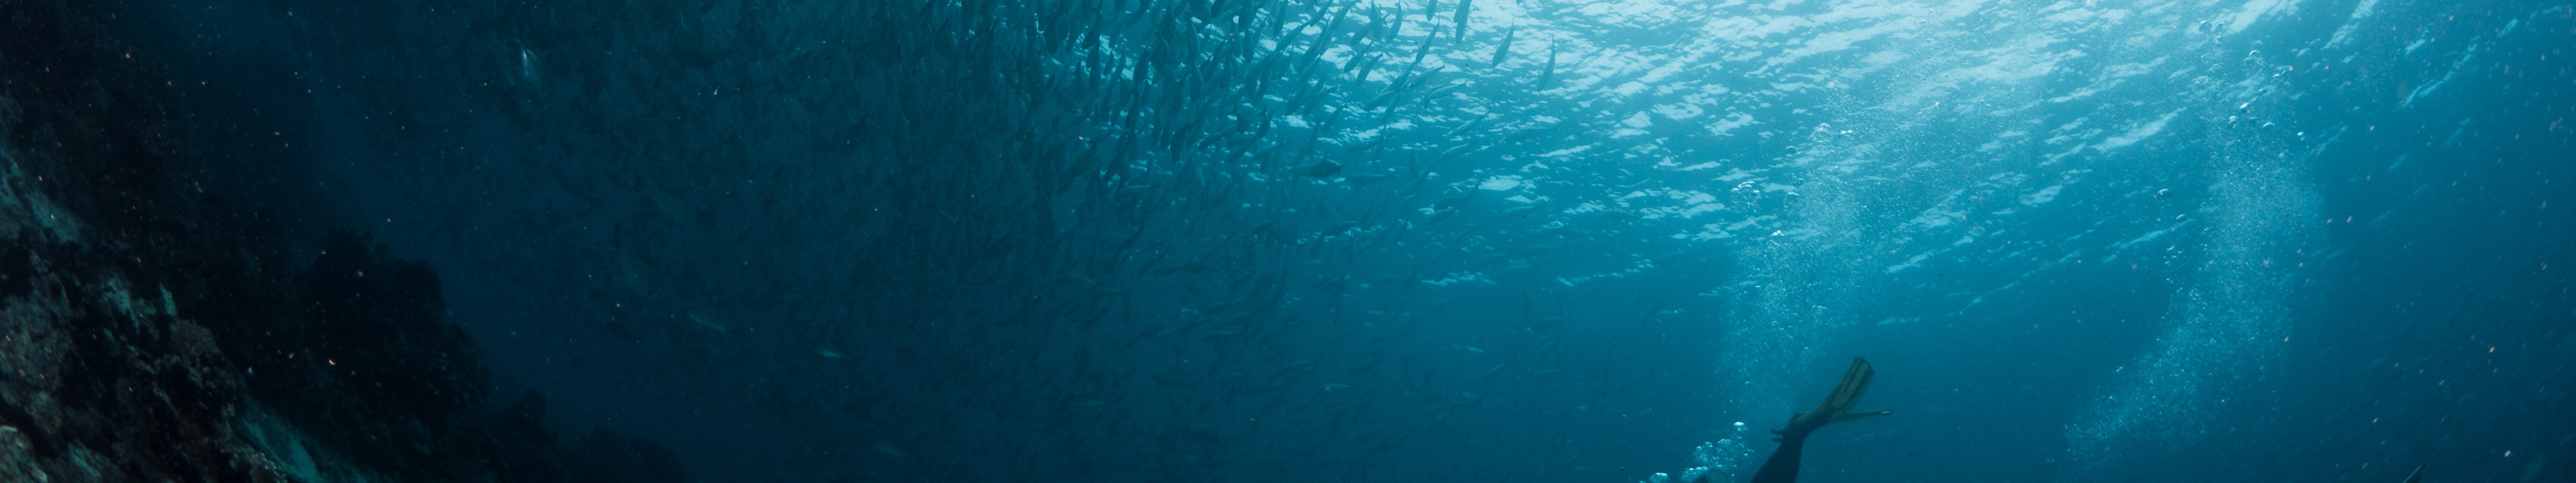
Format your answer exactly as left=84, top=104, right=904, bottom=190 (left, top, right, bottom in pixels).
left=1777, top=357, right=1890, bottom=439
left=1832, top=409, right=1891, bottom=423
left=2400, top=464, right=2423, bottom=483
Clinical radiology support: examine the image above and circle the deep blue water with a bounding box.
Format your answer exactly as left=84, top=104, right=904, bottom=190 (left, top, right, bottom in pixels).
left=97, top=0, right=2574, bottom=481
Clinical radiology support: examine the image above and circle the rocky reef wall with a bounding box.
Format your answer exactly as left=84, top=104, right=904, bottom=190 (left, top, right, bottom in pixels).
left=0, top=2, right=680, bottom=482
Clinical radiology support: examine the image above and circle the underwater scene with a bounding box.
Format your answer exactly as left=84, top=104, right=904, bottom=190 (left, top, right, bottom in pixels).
left=0, top=0, right=2570, bottom=481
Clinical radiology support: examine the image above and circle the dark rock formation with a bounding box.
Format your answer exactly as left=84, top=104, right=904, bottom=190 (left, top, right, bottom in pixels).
left=0, top=1, right=684, bottom=482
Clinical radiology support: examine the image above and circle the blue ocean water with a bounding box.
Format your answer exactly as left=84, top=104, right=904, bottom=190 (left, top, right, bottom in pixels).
left=96, top=0, right=2573, bottom=481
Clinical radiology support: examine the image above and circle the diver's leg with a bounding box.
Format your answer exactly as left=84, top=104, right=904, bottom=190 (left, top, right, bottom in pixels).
left=1746, top=358, right=1885, bottom=483
left=1748, top=435, right=1806, bottom=483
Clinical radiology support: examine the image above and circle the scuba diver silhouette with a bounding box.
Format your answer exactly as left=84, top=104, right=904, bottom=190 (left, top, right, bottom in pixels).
left=1729, top=358, right=2423, bottom=483
left=1745, top=357, right=1890, bottom=483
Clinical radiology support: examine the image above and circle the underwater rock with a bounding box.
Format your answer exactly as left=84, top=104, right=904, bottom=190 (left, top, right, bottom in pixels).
left=0, top=2, right=678, bottom=482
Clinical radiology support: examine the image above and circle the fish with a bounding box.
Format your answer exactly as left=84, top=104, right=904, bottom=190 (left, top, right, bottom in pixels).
left=1452, top=0, right=1474, bottom=39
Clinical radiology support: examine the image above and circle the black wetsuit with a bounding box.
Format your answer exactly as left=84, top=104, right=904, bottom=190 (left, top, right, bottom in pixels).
left=1746, top=357, right=1880, bottom=483
left=1747, top=430, right=1809, bottom=483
